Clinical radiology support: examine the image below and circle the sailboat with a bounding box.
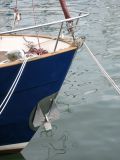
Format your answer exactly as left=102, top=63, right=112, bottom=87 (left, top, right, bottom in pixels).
left=0, top=0, right=88, bottom=153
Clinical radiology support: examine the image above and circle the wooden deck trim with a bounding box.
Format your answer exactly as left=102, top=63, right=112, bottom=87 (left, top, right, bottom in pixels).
left=0, top=34, right=77, bottom=68
left=0, top=142, right=28, bottom=154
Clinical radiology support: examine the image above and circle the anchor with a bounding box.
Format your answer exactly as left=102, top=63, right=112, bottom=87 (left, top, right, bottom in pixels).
left=30, top=93, right=60, bottom=132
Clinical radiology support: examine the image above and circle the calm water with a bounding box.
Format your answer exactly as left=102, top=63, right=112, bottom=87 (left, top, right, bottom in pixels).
left=0, top=0, right=120, bottom=159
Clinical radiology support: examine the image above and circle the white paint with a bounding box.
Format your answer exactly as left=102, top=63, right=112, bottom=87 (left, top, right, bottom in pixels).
left=0, top=36, right=70, bottom=53
left=0, top=142, right=28, bottom=151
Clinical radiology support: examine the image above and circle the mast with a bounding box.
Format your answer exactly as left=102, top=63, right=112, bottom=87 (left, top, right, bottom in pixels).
left=59, top=0, right=71, bottom=19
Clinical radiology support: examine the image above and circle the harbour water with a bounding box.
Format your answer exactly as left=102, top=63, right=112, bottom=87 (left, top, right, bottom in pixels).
left=0, top=0, right=120, bottom=159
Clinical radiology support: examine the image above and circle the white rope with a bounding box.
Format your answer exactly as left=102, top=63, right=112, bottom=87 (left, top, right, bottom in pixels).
left=84, top=42, right=120, bottom=95
left=0, top=52, right=27, bottom=115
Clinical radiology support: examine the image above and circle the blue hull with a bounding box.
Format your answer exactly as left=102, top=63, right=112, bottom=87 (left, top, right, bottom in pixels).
left=0, top=49, right=76, bottom=147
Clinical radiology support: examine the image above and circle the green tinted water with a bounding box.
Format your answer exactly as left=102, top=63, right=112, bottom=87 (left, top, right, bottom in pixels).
left=0, top=153, right=24, bottom=160
left=0, top=0, right=120, bottom=159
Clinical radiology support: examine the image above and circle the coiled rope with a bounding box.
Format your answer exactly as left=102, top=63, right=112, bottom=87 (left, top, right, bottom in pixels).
left=0, top=51, right=27, bottom=115
left=84, top=42, right=120, bottom=95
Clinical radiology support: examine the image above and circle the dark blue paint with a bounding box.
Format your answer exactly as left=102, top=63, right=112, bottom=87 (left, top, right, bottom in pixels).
left=0, top=49, right=76, bottom=146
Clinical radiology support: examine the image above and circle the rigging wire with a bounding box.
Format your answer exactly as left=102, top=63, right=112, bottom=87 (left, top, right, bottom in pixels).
left=15, top=0, right=18, bottom=8
left=13, top=0, right=21, bottom=29
left=32, top=0, right=41, bottom=49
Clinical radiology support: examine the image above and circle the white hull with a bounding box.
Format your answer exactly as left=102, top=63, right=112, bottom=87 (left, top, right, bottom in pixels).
left=0, top=142, right=28, bottom=153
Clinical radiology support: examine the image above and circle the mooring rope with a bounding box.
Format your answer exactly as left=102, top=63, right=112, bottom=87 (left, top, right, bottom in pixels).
left=0, top=52, right=27, bottom=115
left=84, top=42, right=120, bottom=95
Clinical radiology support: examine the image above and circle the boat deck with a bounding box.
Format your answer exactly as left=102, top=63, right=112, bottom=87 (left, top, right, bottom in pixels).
left=0, top=51, right=7, bottom=61
left=0, top=35, right=72, bottom=65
